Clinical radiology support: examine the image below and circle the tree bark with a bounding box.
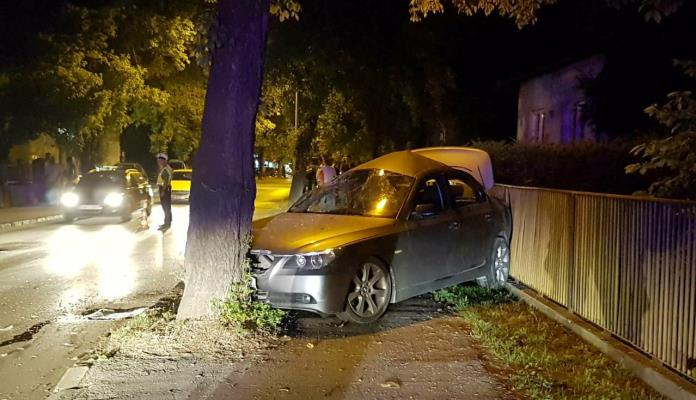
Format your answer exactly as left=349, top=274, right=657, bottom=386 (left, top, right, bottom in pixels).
left=177, top=0, right=270, bottom=319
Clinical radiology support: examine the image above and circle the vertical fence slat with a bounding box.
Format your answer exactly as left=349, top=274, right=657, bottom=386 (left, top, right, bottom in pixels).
left=500, top=184, right=696, bottom=379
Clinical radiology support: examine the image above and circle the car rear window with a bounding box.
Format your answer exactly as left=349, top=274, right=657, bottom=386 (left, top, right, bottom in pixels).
left=78, top=171, right=125, bottom=187
left=172, top=171, right=192, bottom=180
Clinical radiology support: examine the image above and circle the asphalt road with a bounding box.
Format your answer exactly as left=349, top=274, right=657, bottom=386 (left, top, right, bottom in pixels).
left=0, top=178, right=291, bottom=399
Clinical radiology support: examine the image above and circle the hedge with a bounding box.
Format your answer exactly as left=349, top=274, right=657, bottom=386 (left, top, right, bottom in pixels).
left=471, top=140, right=652, bottom=195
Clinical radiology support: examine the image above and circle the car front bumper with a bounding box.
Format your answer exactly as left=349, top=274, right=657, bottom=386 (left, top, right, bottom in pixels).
left=251, top=258, right=352, bottom=316
left=65, top=203, right=129, bottom=216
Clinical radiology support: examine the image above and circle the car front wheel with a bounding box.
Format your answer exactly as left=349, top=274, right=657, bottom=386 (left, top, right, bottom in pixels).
left=338, top=259, right=392, bottom=324
left=478, top=238, right=510, bottom=289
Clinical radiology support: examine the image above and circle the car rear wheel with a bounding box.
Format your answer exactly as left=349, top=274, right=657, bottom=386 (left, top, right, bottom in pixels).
left=338, top=259, right=392, bottom=324
left=478, top=237, right=510, bottom=289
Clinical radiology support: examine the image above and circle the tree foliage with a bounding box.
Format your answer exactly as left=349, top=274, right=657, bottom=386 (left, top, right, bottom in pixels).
left=0, top=1, right=208, bottom=163
left=409, top=0, right=556, bottom=27
left=626, top=60, right=696, bottom=199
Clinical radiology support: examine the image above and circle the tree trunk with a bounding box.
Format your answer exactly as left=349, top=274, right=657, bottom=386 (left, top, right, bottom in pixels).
left=177, top=0, right=270, bottom=320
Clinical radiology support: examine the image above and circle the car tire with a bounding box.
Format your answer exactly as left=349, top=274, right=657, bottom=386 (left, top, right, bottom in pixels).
left=477, top=237, right=510, bottom=289
left=337, top=258, right=392, bottom=324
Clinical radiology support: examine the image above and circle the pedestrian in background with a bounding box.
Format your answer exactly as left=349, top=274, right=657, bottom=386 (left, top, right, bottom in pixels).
left=45, top=154, right=63, bottom=204
left=156, top=153, right=173, bottom=231
left=304, top=156, right=320, bottom=193
left=316, top=155, right=336, bottom=187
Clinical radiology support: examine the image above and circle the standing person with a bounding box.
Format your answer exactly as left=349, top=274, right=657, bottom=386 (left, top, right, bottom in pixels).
left=316, top=155, right=336, bottom=187
left=304, top=157, right=319, bottom=193
left=339, top=155, right=353, bottom=175
left=45, top=154, right=61, bottom=204
left=65, top=156, right=78, bottom=185
left=156, top=153, right=173, bottom=231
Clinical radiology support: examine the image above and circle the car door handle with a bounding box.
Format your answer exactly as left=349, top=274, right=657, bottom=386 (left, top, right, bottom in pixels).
left=449, top=221, right=461, bottom=230
left=484, top=213, right=493, bottom=221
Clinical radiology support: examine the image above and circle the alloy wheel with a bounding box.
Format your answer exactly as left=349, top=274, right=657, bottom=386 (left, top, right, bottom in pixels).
left=347, top=262, right=389, bottom=318
left=493, top=242, right=510, bottom=285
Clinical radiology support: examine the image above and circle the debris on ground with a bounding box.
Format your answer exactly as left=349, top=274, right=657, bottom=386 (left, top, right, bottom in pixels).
left=380, top=378, right=402, bottom=388
left=85, top=308, right=147, bottom=321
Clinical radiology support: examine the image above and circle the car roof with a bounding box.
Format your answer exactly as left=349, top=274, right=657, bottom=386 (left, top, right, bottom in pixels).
left=352, top=150, right=447, bottom=178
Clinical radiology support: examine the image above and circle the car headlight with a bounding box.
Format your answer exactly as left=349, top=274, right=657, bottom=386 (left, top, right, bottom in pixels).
left=284, top=250, right=336, bottom=270
left=61, top=192, right=79, bottom=208
left=104, top=192, right=124, bottom=208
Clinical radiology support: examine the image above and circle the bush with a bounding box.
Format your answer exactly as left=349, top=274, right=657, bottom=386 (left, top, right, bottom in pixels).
left=215, top=270, right=286, bottom=332
left=434, top=283, right=515, bottom=309
left=471, top=139, right=653, bottom=195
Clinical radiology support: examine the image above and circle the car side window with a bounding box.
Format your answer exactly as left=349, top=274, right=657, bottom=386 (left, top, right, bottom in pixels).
left=447, top=172, right=485, bottom=207
left=413, top=177, right=446, bottom=214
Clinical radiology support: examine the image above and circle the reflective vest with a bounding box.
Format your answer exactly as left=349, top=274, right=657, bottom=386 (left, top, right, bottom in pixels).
left=157, top=165, right=173, bottom=188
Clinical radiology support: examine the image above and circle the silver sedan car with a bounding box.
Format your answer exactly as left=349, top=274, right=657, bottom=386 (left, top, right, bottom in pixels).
left=250, top=147, right=512, bottom=324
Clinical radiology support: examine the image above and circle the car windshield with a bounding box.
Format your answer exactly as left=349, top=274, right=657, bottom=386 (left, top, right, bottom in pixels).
left=289, top=169, right=414, bottom=218
left=172, top=171, right=192, bottom=180
left=78, top=171, right=124, bottom=187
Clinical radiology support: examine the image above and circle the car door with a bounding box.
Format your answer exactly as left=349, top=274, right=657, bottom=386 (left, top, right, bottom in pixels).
left=444, top=170, right=496, bottom=280
left=400, top=174, right=461, bottom=296
left=125, top=171, right=145, bottom=211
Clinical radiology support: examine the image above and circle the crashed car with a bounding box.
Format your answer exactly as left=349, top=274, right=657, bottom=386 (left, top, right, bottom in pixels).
left=250, top=147, right=512, bottom=324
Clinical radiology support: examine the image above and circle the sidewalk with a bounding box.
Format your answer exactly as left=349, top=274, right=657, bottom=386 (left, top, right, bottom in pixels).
left=0, top=205, right=63, bottom=230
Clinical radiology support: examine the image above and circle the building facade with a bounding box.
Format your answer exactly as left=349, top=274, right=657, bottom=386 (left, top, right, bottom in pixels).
left=517, top=55, right=605, bottom=144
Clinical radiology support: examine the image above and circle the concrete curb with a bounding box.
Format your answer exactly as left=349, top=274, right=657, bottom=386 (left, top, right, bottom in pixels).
left=507, top=283, right=696, bottom=400
left=0, top=214, right=63, bottom=231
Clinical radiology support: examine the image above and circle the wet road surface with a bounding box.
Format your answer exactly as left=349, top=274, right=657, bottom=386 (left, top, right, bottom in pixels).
left=0, top=179, right=290, bottom=399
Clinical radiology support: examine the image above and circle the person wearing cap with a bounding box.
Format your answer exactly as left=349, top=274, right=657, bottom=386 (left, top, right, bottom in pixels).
left=156, top=153, right=173, bottom=231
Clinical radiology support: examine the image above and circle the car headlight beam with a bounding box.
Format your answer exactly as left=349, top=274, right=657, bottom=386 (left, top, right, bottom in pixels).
left=104, top=192, right=124, bottom=208
left=61, top=192, right=79, bottom=208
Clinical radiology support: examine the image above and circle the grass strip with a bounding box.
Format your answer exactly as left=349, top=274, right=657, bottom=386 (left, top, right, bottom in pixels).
left=435, top=284, right=664, bottom=400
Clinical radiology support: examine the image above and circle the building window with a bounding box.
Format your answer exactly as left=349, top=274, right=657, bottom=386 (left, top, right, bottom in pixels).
left=530, top=110, right=545, bottom=142
left=572, top=101, right=586, bottom=141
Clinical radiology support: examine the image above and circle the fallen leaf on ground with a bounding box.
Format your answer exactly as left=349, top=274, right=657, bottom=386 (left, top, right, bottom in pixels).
left=0, top=325, right=13, bottom=332
left=380, top=378, right=402, bottom=389
left=306, top=343, right=315, bottom=349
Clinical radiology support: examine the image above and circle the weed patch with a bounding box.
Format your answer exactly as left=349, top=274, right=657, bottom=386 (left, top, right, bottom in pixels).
left=215, top=270, right=286, bottom=332
left=433, top=283, right=515, bottom=309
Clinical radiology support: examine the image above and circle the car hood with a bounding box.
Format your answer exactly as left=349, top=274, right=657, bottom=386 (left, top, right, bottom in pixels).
left=252, top=212, right=397, bottom=254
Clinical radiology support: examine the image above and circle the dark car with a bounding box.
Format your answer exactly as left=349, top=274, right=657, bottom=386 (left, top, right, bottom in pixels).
left=61, top=167, right=153, bottom=223
left=250, top=147, right=512, bottom=324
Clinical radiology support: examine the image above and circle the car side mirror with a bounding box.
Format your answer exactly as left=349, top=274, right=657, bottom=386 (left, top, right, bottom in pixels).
left=412, top=203, right=437, bottom=219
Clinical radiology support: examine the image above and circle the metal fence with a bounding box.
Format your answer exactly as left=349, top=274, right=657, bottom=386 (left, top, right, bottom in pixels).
left=491, top=184, right=696, bottom=378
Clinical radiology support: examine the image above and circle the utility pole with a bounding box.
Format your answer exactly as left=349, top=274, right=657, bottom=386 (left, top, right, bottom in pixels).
left=294, top=89, right=299, bottom=132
